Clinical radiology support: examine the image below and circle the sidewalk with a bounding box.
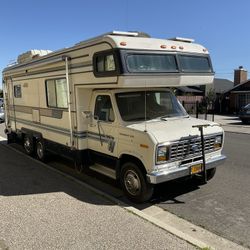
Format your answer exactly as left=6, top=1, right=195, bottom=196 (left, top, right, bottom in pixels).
left=195, top=114, right=250, bottom=134
left=0, top=138, right=196, bottom=250
left=213, top=115, right=250, bottom=134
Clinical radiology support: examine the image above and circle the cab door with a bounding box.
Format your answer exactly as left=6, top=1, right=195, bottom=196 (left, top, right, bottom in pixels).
left=87, top=93, right=118, bottom=166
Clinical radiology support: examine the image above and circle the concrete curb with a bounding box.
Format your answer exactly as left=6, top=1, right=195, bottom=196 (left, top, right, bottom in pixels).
left=0, top=136, right=247, bottom=250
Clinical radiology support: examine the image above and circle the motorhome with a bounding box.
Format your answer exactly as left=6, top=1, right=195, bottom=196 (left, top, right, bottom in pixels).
left=2, top=31, right=226, bottom=202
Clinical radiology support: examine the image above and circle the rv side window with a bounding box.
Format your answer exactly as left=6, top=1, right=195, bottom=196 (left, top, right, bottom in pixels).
left=179, top=55, right=212, bottom=73
left=94, top=51, right=117, bottom=76
left=126, top=54, right=178, bottom=73
left=96, top=54, right=115, bottom=72
left=46, top=79, right=68, bottom=109
left=94, top=95, right=115, bottom=122
left=14, top=85, right=22, bottom=98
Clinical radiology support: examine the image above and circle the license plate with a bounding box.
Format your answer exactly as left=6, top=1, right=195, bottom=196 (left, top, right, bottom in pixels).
left=191, top=163, right=202, bottom=174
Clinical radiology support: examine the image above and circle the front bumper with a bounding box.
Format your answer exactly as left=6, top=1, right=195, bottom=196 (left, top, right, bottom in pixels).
left=147, top=154, right=226, bottom=184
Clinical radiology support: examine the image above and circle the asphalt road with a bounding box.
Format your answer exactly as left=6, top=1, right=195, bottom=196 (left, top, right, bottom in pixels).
left=143, top=132, right=250, bottom=248
left=1, top=123, right=250, bottom=248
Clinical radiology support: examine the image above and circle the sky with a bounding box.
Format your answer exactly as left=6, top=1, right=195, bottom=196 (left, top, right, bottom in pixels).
left=1, top=0, right=250, bottom=88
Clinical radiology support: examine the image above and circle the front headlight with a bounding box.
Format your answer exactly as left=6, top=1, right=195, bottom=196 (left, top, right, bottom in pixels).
left=214, top=135, right=222, bottom=149
left=156, top=145, right=170, bottom=164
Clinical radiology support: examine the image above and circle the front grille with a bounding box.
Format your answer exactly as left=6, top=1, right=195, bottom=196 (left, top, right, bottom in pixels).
left=170, top=135, right=218, bottom=161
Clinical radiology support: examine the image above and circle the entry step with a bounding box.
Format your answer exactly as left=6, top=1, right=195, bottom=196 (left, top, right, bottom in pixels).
left=90, top=164, right=116, bottom=179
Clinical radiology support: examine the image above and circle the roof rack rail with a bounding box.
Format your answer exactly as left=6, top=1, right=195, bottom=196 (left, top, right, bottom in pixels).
left=168, top=37, right=195, bottom=43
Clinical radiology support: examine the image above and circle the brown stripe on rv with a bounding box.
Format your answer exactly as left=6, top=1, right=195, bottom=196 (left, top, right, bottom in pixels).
left=9, top=105, right=63, bottom=119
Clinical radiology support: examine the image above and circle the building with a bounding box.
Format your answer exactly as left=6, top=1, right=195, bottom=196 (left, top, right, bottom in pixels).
left=224, top=66, right=250, bottom=113
left=208, top=78, right=234, bottom=95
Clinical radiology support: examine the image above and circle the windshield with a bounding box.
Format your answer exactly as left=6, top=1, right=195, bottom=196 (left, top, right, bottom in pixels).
left=115, top=90, right=187, bottom=122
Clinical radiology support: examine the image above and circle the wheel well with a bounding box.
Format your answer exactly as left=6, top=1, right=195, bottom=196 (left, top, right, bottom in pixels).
left=21, top=128, right=42, bottom=141
left=117, top=154, right=147, bottom=180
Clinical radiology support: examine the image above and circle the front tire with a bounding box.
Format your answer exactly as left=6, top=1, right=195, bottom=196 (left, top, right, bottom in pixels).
left=195, top=167, right=217, bottom=184
left=120, top=162, right=154, bottom=203
left=206, top=167, right=216, bottom=181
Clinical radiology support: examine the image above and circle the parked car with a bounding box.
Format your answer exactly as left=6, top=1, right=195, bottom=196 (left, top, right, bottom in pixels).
left=239, top=103, right=250, bottom=124
left=0, top=106, right=4, bottom=123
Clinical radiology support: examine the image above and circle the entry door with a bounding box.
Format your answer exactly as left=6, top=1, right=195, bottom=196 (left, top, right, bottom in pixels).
left=87, top=94, right=118, bottom=166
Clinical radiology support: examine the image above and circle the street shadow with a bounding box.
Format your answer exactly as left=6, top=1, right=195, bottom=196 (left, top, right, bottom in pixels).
left=0, top=141, right=202, bottom=209
left=0, top=141, right=117, bottom=206
left=122, top=178, right=202, bottom=210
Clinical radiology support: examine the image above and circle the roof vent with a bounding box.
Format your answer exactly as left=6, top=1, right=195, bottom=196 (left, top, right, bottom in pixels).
left=168, top=37, right=195, bottom=43
left=108, top=30, right=150, bottom=38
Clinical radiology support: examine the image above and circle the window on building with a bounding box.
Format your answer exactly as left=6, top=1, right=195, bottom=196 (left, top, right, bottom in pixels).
left=14, top=85, right=22, bottom=98
left=46, top=78, right=68, bottom=108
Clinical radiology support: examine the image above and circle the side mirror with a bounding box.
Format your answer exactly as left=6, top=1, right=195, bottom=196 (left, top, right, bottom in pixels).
left=81, top=111, right=97, bottom=127
left=82, top=111, right=92, bottom=119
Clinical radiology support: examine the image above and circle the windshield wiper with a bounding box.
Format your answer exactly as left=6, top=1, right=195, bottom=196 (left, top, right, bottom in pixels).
left=160, top=115, right=172, bottom=120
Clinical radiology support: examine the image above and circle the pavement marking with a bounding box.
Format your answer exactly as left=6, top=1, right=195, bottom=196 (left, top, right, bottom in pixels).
left=2, top=140, right=248, bottom=250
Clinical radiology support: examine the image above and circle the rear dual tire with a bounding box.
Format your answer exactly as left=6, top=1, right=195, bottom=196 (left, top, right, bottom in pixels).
left=36, top=139, right=46, bottom=162
left=23, top=135, right=34, bottom=156
left=23, top=135, right=46, bottom=161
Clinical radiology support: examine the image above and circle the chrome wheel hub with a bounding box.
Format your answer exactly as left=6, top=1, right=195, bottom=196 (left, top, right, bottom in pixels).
left=124, top=170, right=141, bottom=196
left=24, top=138, right=32, bottom=152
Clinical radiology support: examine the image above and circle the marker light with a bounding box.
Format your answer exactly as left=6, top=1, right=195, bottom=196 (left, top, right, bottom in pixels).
left=214, top=135, right=222, bottom=149
left=160, top=45, right=167, bottom=49
left=120, top=42, right=127, bottom=46
left=171, top=45, right=176, bottom=49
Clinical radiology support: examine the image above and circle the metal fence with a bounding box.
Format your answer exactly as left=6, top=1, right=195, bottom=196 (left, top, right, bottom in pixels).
left=181, top=100, right=215, bottom=121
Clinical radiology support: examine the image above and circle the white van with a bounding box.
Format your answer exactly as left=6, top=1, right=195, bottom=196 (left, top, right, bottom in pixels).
left=2, top=31, right=226, bottom=202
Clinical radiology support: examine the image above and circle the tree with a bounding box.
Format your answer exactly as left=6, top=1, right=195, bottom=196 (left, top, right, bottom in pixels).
left=206, top=88, right=216, bottom=104
left=0, top=89, right=3, bottom=98
left=202, top=88, right=216, bottom=113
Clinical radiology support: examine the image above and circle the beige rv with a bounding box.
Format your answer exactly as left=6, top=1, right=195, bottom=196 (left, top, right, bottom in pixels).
left=3, top=31, right=226, bottom=202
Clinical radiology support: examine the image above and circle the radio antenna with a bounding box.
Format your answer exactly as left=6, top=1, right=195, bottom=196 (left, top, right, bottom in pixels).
left=144, top=83, right=147, bottom=132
